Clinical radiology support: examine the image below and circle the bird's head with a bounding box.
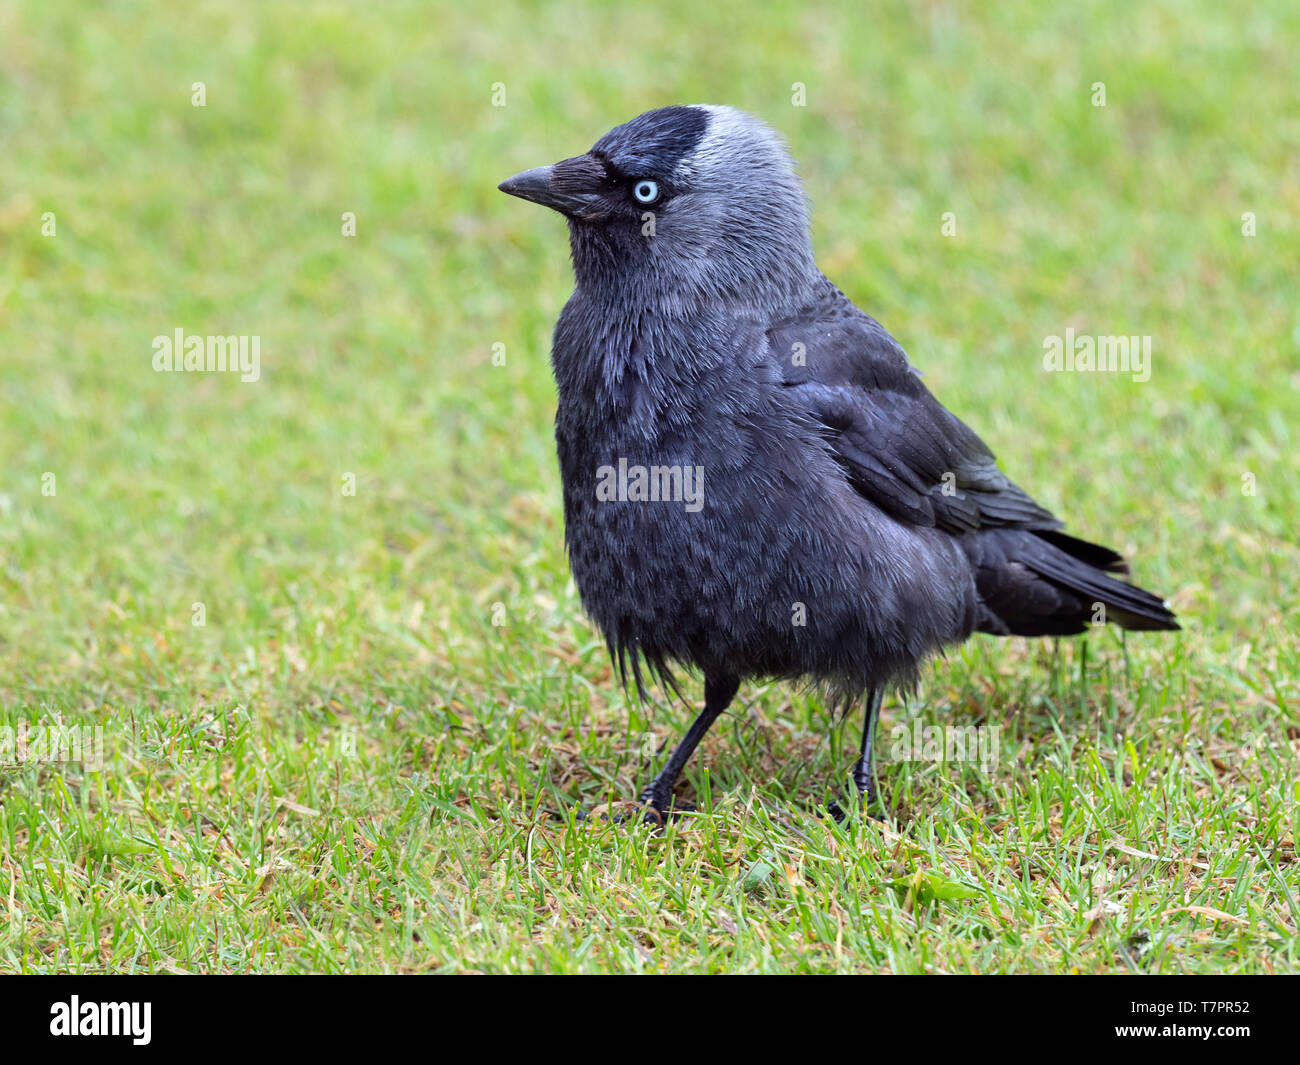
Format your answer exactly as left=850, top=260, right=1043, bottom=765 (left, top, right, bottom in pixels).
left=499, top=105, right=817, bottom=310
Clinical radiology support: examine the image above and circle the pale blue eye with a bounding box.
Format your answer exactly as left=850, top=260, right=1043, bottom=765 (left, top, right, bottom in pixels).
left=632, top=179, right=659, bottom=204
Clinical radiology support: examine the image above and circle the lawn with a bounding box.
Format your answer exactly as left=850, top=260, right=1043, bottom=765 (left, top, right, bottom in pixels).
left=1, top=0, right=1297, bottom=973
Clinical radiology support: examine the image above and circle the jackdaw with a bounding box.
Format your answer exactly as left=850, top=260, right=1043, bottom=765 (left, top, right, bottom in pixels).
left=498, top=105, right=1178, bottom=821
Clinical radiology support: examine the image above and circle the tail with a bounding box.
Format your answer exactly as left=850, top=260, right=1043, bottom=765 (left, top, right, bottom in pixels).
left=964, top=527, right=1179, bottom=637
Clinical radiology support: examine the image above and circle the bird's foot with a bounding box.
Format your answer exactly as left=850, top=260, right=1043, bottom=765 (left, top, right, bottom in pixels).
left=826, top=775, right=880, bottom=824
left=623, top=787, right=696, bottom=827
left=617, top=782, right=696, bottom=827
left=574, top=795, right=695, bottom=829
left=825, top=798, right=884, bottom=824
left=623, top=799, right=690, bottom=828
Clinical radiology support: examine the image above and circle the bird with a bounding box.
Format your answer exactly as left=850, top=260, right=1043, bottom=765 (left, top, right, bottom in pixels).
left=498, top=105, right=1178, bottom=823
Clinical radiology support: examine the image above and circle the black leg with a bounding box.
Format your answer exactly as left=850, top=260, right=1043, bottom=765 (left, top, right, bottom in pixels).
left=828, top=686, right=884, bottom=822
left=638, top=673, right=740, bottom=816
left=850, top=686, right=884, bottom=805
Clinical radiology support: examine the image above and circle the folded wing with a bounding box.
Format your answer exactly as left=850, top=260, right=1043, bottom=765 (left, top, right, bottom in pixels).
left=771, top=283, right=1178, bottom=634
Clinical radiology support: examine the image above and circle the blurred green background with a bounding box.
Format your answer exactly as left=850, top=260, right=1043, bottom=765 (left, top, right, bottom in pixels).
left=0, top=0, right=1296, bottom=973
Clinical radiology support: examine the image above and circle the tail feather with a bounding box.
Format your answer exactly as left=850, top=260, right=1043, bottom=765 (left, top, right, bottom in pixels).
left=1023, top=540, right=1179, bottom=631
left=1032, top=529, right=1128, bottom=574
left=966, top=528, right=1179, bottom=636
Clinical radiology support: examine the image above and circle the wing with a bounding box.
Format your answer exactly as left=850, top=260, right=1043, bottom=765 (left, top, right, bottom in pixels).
left=772, top=285, right=1059, bottom=535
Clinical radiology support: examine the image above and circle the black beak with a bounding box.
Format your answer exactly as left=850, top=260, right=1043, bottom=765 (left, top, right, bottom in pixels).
left=498, top=156, right=604, bottom=218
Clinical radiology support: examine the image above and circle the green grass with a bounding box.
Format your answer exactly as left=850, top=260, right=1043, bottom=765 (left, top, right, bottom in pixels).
left=1, top=0, right=1297, bottom=973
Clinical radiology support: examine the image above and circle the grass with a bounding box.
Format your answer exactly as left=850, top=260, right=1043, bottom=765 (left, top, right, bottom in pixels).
left=0, top=0, right=1297, bottom=973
